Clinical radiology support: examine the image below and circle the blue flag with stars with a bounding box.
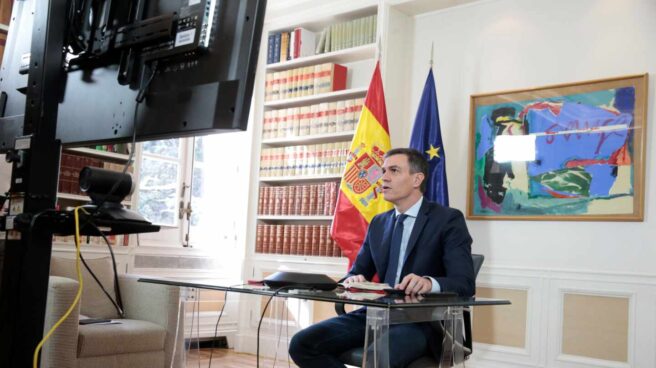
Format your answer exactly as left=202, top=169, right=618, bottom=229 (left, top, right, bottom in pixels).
left=409, top=68, right=449, bottom=206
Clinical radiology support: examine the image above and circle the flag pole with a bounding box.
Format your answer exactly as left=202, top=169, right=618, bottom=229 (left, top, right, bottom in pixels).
left=430, top=42, right=434, bottom=68
left=377, top=34, right=382, bottom=61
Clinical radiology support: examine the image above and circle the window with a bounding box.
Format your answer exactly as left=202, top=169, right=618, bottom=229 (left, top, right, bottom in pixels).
left=136, top=138, right=188, bottom=247
left=135, top=132, right=250, bottom=253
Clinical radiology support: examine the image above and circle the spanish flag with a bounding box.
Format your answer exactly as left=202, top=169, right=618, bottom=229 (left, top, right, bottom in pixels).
left=331, top=62, right=393, bottom=267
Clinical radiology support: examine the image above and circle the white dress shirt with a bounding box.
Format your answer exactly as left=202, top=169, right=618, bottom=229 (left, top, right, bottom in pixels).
left=393, top=197, right=441, bottom=292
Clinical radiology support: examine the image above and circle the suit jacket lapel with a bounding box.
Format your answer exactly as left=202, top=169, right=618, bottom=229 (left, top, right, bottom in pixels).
left=403, top=200, right=430, bottom=265
left=378, top=211, right=396, bottom=279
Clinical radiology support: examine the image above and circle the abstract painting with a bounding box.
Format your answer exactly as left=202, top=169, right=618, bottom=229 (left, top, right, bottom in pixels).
left=467, top=74, right=648, bottom=221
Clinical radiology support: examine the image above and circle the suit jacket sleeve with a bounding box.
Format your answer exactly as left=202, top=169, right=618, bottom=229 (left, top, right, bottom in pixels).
left=434, top=209, right=475, bottom=296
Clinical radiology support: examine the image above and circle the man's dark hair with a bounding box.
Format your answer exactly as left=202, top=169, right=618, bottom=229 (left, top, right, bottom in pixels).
left=384, top=148, right=429, bottom=193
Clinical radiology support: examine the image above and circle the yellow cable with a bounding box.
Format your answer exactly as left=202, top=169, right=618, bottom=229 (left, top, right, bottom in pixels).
left=33, top=207, right=86, bottom=368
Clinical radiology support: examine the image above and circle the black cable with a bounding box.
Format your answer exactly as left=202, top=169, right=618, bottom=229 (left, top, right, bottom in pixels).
left=87, top=60, right=158, bottom=216
left=205, top=284, right=248, bottom=366
left=272, top=296, right=287, bottom=367
left=78, top=252, right=124, bottom=317
left=27, top=209, right=58, bottom=233
left=84, top=218, right=125, bottom=316
left=207, top=287, right=234, bottom=367
left=257, top=286, right=296, bottom=368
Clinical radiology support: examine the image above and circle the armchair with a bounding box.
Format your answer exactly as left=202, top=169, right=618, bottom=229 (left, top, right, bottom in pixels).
left=42, top=271, right=184, bottom=368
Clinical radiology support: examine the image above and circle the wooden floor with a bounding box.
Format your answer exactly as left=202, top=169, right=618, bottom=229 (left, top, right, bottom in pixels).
left=186, top=348, right=298, bottom=368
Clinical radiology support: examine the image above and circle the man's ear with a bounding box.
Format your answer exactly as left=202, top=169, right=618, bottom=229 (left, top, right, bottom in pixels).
left=413, top=173, right=425, bottom=189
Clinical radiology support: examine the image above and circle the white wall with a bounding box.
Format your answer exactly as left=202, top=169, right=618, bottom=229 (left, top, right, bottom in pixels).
left=406, top=0, right=655, bottom=274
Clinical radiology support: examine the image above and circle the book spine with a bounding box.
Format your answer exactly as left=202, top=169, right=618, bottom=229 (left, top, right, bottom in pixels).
left=303, top=225, right=312, bottom=255
left=261, top=110, right=269, bottom=139
left=352, top=98, right=364, bottom=130
left=311, top=225, right=320, bottom=256
left=330, top=63, right=348, bottom=92
left=327, top=102, right=337, bottom=133
left=315, top=28, right=326, bottom=55
left=293, top=184, right=302, bottom=215
left=335, top=100, right=346, bottom=132
left=273, top=33, right=281, bottom=63
left=271, top=72, right=280, bottom=101
left=264, top=73, right=272, bottom=101
left=263, top=186, right=271, bottom=215
left=319, top=225, right=327, bottom=256
left=316, top=184, right=325, bottom=216
left=309, top=184, right=317, bottom=216
left=280, top=31, right=290, bottom=62
left=287, top=185, right=296, bottom=216
left=300, top=185, right=309, bottom=216
left=282, top=225, right=291, bottom=254
left=297, top=27, right=316, bottom=58
left=273, top=186, right=282, bottom=215
left=275, top=224, right=284, bottom=254
left=325, top=25, right=332, bottom=53
left=256, top=224, right=263, bottom=253
left=289, top=225, right=298, bottom=255
left=291, top=107, right=300, bottom=136
left=280, top=186, right=289, bottom=216
left=257, top=186, right=264, bottom=214
left=267, top=34, right=275, bottom=64
left=263, top=224, right=271, bottom=253
left=279, top=70, right=288, bottom=100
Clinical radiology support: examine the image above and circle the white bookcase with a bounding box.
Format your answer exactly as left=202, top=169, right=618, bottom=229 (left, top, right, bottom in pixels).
left=236, top=1, right=382, bottom=358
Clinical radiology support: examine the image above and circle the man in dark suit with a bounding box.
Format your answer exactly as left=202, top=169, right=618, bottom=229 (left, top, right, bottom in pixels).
left=289, top=148, right=475, bottom=368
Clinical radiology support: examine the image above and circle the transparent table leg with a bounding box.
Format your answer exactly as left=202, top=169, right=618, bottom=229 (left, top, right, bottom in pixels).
left=363, top=307, right=390, bottom=368
left=181, top=286, right=200, bottom=366
left=439, top=306, right=465, bottom=367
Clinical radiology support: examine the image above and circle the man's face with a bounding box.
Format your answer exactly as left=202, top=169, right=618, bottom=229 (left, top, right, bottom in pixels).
left=381, top=154, right=423, bottom=205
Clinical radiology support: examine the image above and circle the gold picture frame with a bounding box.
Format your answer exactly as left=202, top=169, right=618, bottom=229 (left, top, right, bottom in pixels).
left=466, top=74, right=648, bottom=221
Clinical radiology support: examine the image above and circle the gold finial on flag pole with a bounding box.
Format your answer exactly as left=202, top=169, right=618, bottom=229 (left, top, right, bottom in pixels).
left=430, top=42, right=434, bottom=68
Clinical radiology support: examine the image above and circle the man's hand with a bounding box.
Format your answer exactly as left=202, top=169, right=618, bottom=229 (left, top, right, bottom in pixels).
left=396, top=274, right=432, bottom=295
left=343, top=274, right=366, bottom=284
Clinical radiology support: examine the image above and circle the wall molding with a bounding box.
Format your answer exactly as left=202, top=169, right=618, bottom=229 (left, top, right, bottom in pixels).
left=471, top=264, right=656, bottom=368
left=480, top=264, right=656, bottom=286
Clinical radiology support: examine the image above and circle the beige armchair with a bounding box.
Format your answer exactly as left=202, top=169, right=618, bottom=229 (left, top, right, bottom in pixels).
left=42, top=272, right=184, bottom=368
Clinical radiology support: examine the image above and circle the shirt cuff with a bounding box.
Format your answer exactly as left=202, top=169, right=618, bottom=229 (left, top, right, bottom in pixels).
left=426, top=276, right=441, bottom=293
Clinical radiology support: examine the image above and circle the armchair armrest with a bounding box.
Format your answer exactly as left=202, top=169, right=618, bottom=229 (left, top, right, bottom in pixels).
left=43, top=276, right=81, bottom=368
left=118, top=274, right=184, bottom=368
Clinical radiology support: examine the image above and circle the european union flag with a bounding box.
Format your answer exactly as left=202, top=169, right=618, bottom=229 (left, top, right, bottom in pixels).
left=409, top=69, right=449, bottom=206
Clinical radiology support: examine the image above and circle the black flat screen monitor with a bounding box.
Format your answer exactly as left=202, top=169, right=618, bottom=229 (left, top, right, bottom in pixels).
left=0, top=0, right=266, bottom=151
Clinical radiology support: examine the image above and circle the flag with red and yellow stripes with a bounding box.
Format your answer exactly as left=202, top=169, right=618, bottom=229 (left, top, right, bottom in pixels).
left=331, top=62, right=393, bottom=267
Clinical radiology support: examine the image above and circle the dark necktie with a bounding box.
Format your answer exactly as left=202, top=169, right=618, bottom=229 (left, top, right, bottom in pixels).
left=384, top=214, right=407, bottom=286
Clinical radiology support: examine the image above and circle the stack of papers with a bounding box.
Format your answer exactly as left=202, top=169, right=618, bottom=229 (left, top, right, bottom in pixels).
left=339, top=281, right=391, bottom=292
left=336, top=291, right=384, bottom=301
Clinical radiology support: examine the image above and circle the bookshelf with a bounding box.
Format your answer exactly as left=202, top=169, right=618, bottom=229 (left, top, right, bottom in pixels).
left=262, top=130, right=354, bottom=146
left=250, top=3, right=379, bottom=262
left=235, top=3, right=381, bottom=359
left=64, top=147, right=132, bottom=162
left=265, top=43, right=376, bottom=71
left=263, top=87, right=368, bottom=108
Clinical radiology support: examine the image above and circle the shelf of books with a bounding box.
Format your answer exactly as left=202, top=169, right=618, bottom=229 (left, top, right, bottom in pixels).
left=254, top=8, right=378, bottom=262
left=262, top=130, right=355, bottom=147
left=64, top=146, right=130, bottom=162
left=266, top=43, right=376, bottom=72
